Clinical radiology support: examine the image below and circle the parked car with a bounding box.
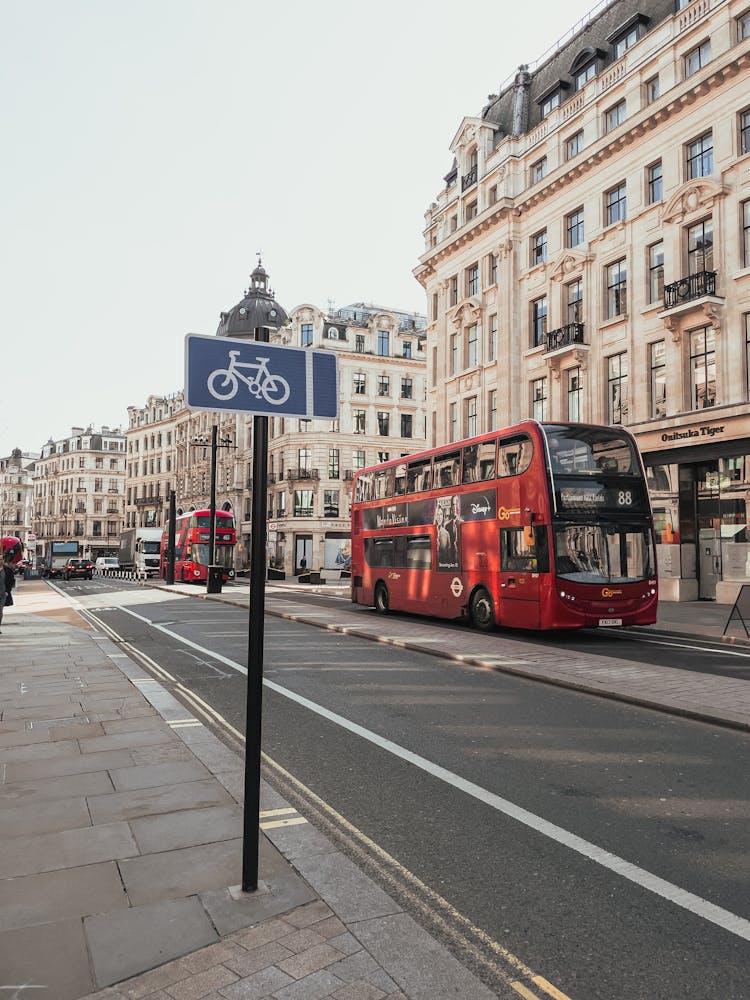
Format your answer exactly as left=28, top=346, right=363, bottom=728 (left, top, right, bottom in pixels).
left=62, top=558, right=94, bottom=580
left=15, top=559, right=30, bottom=576
left=95, top=557, right=120, bottom=575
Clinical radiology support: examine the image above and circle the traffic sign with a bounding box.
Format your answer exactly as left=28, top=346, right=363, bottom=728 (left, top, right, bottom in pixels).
left=185, top=333, right=338, bottom=419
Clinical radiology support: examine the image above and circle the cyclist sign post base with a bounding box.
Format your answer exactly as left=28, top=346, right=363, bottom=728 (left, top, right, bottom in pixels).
left=185, top=333, right=338, bottom=419
left=184, top=329, right=338, bottom=893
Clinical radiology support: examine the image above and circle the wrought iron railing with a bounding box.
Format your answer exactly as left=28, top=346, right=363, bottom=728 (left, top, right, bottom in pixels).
left=461, top=165, right=478, bottom=191
left=545, top=322, right=585, bottom=352
left=663, top=270, right=716, bottom=309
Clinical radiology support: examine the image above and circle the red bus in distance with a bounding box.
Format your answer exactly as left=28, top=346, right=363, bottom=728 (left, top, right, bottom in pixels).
left=160, top=509, right=236, bottom=584
left=350, top=421, right=658, bottom=631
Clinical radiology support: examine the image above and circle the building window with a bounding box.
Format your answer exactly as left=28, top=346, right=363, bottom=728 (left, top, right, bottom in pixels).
left=431, top=292, right=438, bottom=320
left=355, top=334, right=365, bottom=353
left=647, top=161, right=663, bottom=203
left=567, top=367, right=583, bottom=421
left=566, top=130, right=584, bottom=159
left=649, top=242, right=664, bottom=303
left=741, top=110, right=750, bottom=156
left=531, top=296, right=548, bottom=347
left=301, top=323, right=313, bottom=347
left=574, top=60, right=596, bottom=90
left=488, top=314, right=498, bottom=362
left=606, top=259, right=628, bottom=318
left=488, top=184, right=498, bottom=205
left=353, top=409, right=366, bottom=434
left=687, top=219, right=713, bottom=274
left=531, top=229, right=548, bottom=265
left=466, top=262, right=479, bottom=297
left=746, top=315, right=750, bottom=399
left=323, top=490, right=339, bottom=518
left=467, top=324, right=478, bottom=367
left=691, top=327, right=716, bottom=409
left=567, top=208, right=584, bottom=248
left=489, top=253, right=498, bottom=285
left=377, top=375, right=390, bottom=397
left=466, top=200, right=478, bottom=222
left=686, top=132, right=713, bottom=179
left=739, top=11, right=750, bottom=39
left=608, top=352, right=629, bottom=423
left=488, top=389, right=498, bottom=430
left=611, top=21, right=643, bottom=59
left=605, top=100, right=626, bottom=133
left=377, top=412, right=390, bottom=436
left=645, top=75, right=660, bottom=104
left=465, top=397, right=478, bottom=438
left=532, top=377, right=548, bottom=420
left=566, top=279, right=583, bottom=323
left=449, top=214, right=458, bottom=233
left=401, top=377, right=413, bottom=399
left=354, top=449, right=366, bottom=469
left=450, top=333, right=458, bottom=374
left=450, top=402, right=458, bottom=442
left=294, top=490, right=314, bottom=517
left=531, top=156, right=548, bottom=183
left=685, top=40, right=711, bottom=77
left=650, top=341, right=666, bottom=418
left=353, top=373, right=366, bottom=395
left=377, top=330, right=390, bottom=356
left=450, top=275, right=458, bottom=306
left=605, top=182, right=627, bottom=225
left=328, top=449, right=340, bottom=479
left=401, top=413, right=413, bottom=438
left=297, top=447, right=311, bottom=473
left=744, top=202, right=750, bottom=267
left=540, top=90, right=561, bottom=117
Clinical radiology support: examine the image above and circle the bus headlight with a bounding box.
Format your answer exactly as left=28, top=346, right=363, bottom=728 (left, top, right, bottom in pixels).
left=194, top=569, right=201, bottom=577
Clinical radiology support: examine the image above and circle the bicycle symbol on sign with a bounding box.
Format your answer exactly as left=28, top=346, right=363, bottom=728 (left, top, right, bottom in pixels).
left=207, top=350, right=291, bottom=405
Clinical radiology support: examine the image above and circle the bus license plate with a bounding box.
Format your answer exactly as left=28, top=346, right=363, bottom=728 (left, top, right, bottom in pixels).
left=599, top=618, right=622, bottom=626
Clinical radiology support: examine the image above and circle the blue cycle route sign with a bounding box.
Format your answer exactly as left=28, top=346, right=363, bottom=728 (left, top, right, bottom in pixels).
left=185, top=333, right=338, bottom=419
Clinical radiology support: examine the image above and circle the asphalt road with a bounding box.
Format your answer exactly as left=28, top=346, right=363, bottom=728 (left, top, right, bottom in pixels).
left=58, top=579, right=750, bottom=999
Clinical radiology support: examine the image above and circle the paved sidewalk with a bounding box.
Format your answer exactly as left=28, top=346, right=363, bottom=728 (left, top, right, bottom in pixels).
left=0, top=581, right=504, bottom=1000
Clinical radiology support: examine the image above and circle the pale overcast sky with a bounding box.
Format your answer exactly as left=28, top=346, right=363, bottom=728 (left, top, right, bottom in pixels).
left=1, top=0, right=597, bottom=458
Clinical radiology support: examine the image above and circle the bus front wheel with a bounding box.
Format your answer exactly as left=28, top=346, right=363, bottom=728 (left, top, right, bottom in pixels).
left=374, top=582, right=389, bottom=614
left=470, top=588, right=495, bottom=631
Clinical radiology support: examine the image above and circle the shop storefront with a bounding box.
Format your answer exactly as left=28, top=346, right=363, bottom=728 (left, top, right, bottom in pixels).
left=637, top=408, right=750, bottom=603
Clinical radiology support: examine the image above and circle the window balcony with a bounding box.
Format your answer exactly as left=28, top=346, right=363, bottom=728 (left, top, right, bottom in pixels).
left=461, top=165, right=477, bottom=191
left=287, top=468, right=319, bottom=481
left=663, top=270, right=716, bottom=309
left=75, top=506, right=86, bottom=514
left=268, top=473, right=277, bottom=484
left=134, top=496, right=163, bottom=506
left=544, top=322, right=586, bottom=353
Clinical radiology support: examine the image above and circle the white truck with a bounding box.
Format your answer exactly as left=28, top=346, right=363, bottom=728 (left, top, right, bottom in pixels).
left=118, top=527, right=163, bottom=577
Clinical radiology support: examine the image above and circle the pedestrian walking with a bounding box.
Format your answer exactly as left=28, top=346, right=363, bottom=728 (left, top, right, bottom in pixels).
left=1, top=537, right=23, bottom=635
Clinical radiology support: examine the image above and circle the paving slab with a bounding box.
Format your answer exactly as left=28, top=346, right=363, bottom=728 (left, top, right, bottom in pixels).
left=108, top=759, right=211, bottom=791
left=0, top=794, right=92, bottom=838
left=2, top=746, right=135, bottom=782
left=129, top=803, right=243, bottom=854
left=0, top=767, right=114, bottom=804
left=0, top=861, right=129, bottom=932
left=118, top=838, right=243, bottom=906
left=87, top=778, right=233, bottom=824
left=0, top=916, right=95, bottom=1000
left=85, top=896, right=220, bottom=988
left=0, top=820, right=138, bottom=878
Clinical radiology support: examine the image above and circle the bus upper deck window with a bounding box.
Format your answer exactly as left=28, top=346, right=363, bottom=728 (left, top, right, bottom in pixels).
left=497, top=435, right=533, bottom=477
left=394, top=463, right=407, bottom=496
left=407, top=459, right=431, bottom=493
left=434, top=451, right=461, bottom=488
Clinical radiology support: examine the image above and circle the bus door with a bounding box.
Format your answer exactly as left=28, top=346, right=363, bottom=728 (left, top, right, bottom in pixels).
left=498, top=524, right=544, bottom=629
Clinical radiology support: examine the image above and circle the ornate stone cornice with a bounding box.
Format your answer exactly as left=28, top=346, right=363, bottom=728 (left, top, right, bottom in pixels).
left=661, top=178, right=727, bottom=224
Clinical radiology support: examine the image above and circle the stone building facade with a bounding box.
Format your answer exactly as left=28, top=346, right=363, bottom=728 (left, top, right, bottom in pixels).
left=32, top=427, right=127, bottom=561
left=415, top=0, right=750, bottom=601
left=0, top=449, right=37, bottom=556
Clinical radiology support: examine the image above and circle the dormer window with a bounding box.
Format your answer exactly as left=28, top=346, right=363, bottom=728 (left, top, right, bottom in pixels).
left=608, top=13, right=649, bottom=59
left=569, top=47, right=604, bottom=91
left=537, top=81, right=569, bottom=118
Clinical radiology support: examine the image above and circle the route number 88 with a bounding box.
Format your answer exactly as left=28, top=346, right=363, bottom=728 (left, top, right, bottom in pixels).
left=617, top=490, right=633, bottom=506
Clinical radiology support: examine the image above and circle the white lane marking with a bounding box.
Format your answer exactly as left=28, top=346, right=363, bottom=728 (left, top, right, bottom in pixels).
left=109, top=605, right=750, bottom=943
left=616, top=635, right=750, bottom=659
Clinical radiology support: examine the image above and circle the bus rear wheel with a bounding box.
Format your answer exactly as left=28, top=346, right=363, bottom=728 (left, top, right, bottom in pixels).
left=374, top=582, right=389, bottom=614
left=470, top=588, right=495, bottom=631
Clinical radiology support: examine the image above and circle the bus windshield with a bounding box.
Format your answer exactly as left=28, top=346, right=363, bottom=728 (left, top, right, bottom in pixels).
left=195, top=514, right=235, bottom=529
left=192, top=544, right=234, bottom=568
left=554, top=523, right=655, bottom=584
left=543, top=425, right=637, bottom=476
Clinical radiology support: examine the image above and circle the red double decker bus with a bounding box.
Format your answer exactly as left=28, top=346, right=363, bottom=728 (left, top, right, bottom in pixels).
left=350, top=421, right=657, bottom=631
left=160, top=509, right=236, bottom=583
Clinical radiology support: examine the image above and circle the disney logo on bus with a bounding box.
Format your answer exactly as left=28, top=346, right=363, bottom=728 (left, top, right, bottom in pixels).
left=601, top=587, right=623, bottom=598
left=470, top=497, right=492, bottom=516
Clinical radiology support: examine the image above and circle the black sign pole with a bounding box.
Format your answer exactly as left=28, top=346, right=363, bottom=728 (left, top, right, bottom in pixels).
left=242, top=326, right=270, bottom=892
left=166, top=488, right=176, bottom=585
left=208, top=425, right=218, bottom=575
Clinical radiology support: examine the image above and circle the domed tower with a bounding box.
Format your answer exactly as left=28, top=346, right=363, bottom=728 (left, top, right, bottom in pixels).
left=216, top=258, right=289, bottom=340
